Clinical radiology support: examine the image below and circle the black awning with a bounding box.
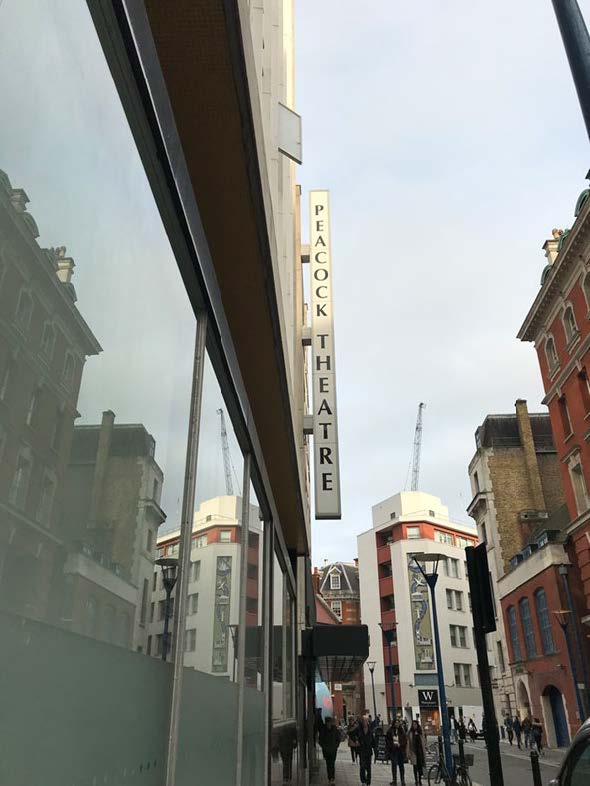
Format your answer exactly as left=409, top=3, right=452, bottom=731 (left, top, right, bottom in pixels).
left=302, top=624, right=369, bottom=683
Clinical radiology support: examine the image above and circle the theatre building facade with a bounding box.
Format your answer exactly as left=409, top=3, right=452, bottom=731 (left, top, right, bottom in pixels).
left=0, top=2, right=364, bottom=785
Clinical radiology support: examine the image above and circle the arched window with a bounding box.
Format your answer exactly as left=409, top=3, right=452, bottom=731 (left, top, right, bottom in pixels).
left=9, top=450, right=32, bottom=510
left=15, top=290, right=33, bottom=331
left=563, top=305, right=578, bottom=343
left=40, top=323, right=55, bottom=359
left=507, top=605, right=522, bottom=662
left=534, top=589, right=555, bottom=654
left=544, top=336, right=558, bottom=371
left=519, top=597, right=537, bottom=658
left=584, top=271, right=590, bottom=310
left=36, top=471, right=56, bottom=526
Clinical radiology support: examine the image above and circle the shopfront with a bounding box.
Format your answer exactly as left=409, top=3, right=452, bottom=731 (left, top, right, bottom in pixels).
left=0, top=2, right=314, bottom=785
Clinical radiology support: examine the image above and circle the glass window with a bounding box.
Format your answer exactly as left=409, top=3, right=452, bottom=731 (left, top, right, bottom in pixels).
left=496, top=641, right=505, bottom=673
left=185, top=629, right=196, bottom=652
left=40, top=322, right=56, bottom=359
left=331, top=600, right=342, bottom=618
left=545, top=336, right=558, bottom=370
left=444, top=558, right=459, bottom=578
left=15, top=290, right=33, bottom=331
left=450, top=625, right=467, bottom=648
left=435, top=530, right=454, bottom=546
left=455, top=591, right=463, bottom=611
left=507, top=606, right=522, bottom=661
left=569, top=456, right=590, bottom=515
left=453, top=663, right=472, bottom=687
left=563, top=305, right=578, bottom=343
left=446, top=589, right=454, bottom=609
left=407, top=526, right=420, bottom=539
left=330, top=572, right=341, bottom=589
left=534, top=589, right=555, bottom=654
left=219, top=530, right=232, bottom=543
left=190, top=560, right=201, bottom=583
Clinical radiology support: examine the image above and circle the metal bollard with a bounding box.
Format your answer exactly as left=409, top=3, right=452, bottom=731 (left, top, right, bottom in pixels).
left=530, top=750, right=542, bottom=786
left=458, top=738, right=466, bottom=769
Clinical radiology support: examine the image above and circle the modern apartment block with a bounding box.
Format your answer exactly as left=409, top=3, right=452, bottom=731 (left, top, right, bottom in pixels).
left=467, top=400, right=566, bottom=723
left=358, top=491, right=483, bottom=734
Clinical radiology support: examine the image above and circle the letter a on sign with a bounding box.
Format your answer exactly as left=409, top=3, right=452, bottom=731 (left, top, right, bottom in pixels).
left=309, top=190, right=341, bottom=519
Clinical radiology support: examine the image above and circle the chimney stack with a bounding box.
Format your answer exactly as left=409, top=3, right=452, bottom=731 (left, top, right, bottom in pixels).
left=88, top=410, right=115, bottom=528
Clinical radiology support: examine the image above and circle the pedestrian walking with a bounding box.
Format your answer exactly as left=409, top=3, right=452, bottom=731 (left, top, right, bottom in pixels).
left=523, top=716, right=532, bottom=749
left=513, top=716, right=522, bottom=749
left=354, top=713, right=375, bottom=786
left=386, top=716, right=408, bottom=786
left=318, top=716, right=341, bottom=785
left=531, top=718, right=544, bottom=756
left=505, top=716, right=514, bottom=746
left=408, top=720, right=426, bottom=786
left=277, top=722, right=297, bottom=783
left=467, top=719, right=477, bottom=742
left=458, top=719, right=467, bottom=743
left=348, top=716, right=360, bottom=762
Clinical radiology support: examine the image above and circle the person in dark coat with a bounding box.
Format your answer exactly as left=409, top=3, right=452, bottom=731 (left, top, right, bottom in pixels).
left=318, top=716, right=341, bottom=785
left=386, top=717, right=409, bottom=786
left=348, top=716, right=360, bottom=762
left=513, top=716, right=522, bottom=749
left=352, top=714, right=375, bottom=786
left=408, top=721, right=426, bottom=786
left=277, top=722, right=297, bottom=783
left=458, top=719, right=467, bottom=742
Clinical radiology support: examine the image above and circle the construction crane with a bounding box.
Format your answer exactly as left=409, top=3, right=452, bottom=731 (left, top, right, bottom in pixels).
left=217, top=408, right=234, bottom=495
left=410, top=402, right=426, bottom=491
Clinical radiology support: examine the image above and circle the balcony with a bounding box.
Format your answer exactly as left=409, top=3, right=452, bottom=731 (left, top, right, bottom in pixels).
left=379, top=575, right=393, bottom=597
left=380, top=609, right=396, bottom=627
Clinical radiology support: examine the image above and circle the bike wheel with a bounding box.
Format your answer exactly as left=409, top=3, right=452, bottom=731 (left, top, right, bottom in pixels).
left=456, top=767, right=472, bottom=786
left=428, top=763, right=445, bottom=785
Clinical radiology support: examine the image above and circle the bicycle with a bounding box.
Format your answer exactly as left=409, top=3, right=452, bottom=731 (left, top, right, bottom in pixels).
left=427, top=756, right=472, bottom=786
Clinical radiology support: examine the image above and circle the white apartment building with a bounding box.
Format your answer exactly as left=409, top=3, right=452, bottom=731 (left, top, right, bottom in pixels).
left=358, top=491, right=490, bottom=733
left=149, top=496, right=262, bottom=678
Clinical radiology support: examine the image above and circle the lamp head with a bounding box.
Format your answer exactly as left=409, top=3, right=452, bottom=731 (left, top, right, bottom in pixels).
left=156, top=557, right=179, bottom=592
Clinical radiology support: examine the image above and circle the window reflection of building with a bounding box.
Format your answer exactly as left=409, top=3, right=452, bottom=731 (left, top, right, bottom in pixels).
left=149, top=495, right=261, bottom=674
left=61, top=412, right=166, bottom=652
left=0, top=170, right=100, bottom=625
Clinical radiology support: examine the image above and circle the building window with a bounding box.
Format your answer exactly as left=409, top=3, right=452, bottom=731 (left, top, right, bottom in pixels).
left=152, top=571, right=158, bottom=592
left=457, top=536, right=472, bottom=549
left=150, top=602, right=155, bottom=623
left=219, top=530, right=231, bottom=543
left=155, top=634, right=163, bottom=656
left=534, top=588, right=555, bottom=654
left=563, top=304, right=578, bottom=344
left=15, top=290, right=33, bottom=331
left=140, top=578, right=149, bottom=626
left=450, top=625, right=468, bottom=648
left=40, top=323, right=56, bottom=359
left=10, top=453, right=32, bottom=510
left=578, top=369, right=590, bottom=415
left=147, top=635, right=152, bottom=656
left=195, top=534, right=207, bottom=549
left=446, top=589, right=463, bottom=611
left=62, top=353, right=75, bottom=388
left=158, top=599, right=166, bottom=621
left=168, top=542, right=179, bottom=557
left=429, top=509, right=435, bottom=517
left=446, top=589, right=454, bottom=609
left=435, top=530, right=454, bottom=546
left=507, top=605, right=522, bottom=662
left=568, top=454, right=590, bottom=515
left=36, top=473, right=56, bottom=526
left=545, top=336, right=558, bottom=371
left=190, top=561, right=201, bottom=582
left=331, top=600, right=342, bottom=619
left=188, top=593, right=199, bottom=615
left=406, top=526, right=421, bottom=539
left=329, top=572, right=341, bottom=590
left=454, top=663, right=472, bottom=687
left=185, top=629, right=197, bottom=652
left=443, top=558, right=460, bottom=579
left=558, top=396, right=573, bottom=439
left=519, top=597, right=537, bottom=658
left=497, top=641, right=506, bottom=673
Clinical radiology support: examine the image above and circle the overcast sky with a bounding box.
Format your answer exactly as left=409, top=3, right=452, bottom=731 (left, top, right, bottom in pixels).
left=296, top=0, right=590, bottom=564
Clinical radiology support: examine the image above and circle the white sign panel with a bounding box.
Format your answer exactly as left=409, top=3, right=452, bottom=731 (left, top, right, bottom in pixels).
left=310, top=190, right=341, bottom=519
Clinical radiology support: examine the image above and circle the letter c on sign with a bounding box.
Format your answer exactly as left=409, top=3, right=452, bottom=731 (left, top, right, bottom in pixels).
left=315, top=286, right=328, bottom=299
left=315, top=251, right=327, bottom=263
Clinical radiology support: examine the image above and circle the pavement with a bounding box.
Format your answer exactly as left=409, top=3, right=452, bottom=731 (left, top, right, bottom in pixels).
left=313, top=741, right=567, bottom=786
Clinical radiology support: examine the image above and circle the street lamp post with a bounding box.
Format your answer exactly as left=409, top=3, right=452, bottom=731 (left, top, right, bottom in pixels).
left=379, top=622, right=398, bottom=723
left=156, top=557, right=179, bottom=661
left=554, top=610, right=586, bottom=723
left=411, top=553, right=453, bottom=778
left=367, top=660, right=378, bottom=720
left=551, top=0, right=590, bottom=143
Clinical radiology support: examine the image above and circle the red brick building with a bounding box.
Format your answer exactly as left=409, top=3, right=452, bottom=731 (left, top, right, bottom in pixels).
left=518, top=197, right=590, bottom=732
left=314, top=561, right=364, bottom=719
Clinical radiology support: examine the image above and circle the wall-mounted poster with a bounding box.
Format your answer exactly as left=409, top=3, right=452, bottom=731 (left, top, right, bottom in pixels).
left=212, top=555, right=232, bottom=672
left=407, top=557, right=435, bottom=671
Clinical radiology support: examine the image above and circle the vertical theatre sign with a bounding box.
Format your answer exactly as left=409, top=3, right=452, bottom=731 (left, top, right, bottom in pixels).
left=310, top=190, right=341, bottom=519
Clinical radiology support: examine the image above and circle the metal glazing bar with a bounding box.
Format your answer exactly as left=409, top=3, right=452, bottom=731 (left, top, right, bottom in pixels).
left=235, top=453, right=252, bottom=786
left=165, top=310, right=208, bottom=786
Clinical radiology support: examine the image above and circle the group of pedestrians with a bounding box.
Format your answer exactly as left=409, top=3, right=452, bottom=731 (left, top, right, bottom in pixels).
left=504, top=715, right=544, bottom=754
left=318, top=711, right=426, bottom=786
